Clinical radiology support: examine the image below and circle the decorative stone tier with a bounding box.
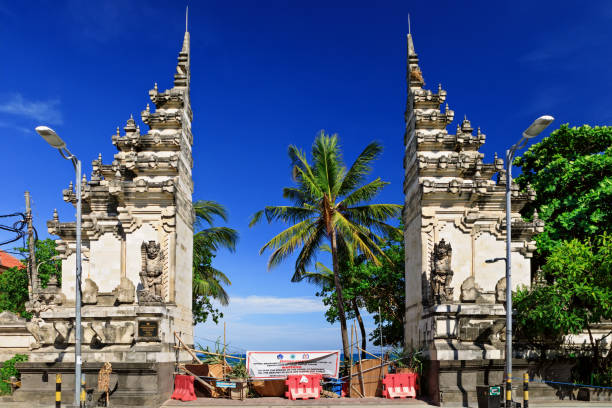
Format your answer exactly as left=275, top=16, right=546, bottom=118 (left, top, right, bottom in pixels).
left=13, top=361, right=174, bottom=407
left=424, top=359, right=576, bottom=406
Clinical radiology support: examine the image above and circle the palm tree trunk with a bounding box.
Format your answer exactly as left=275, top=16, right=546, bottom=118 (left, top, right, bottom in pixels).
left=330, top=228, right=351, bottom=366
left=352, top=298, right=367, bottom=359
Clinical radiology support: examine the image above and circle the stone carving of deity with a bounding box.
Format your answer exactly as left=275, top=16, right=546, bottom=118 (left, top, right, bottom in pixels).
left=139, top=240, right=164, bottom=302
left=431, top=238, right=454, bottom=303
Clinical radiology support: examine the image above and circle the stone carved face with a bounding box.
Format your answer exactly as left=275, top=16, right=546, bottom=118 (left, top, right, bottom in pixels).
left=145, top=241, right=160, bottom=259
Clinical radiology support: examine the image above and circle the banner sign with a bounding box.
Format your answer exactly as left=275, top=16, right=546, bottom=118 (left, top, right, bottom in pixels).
left=246, top=351, right=340, bottom=379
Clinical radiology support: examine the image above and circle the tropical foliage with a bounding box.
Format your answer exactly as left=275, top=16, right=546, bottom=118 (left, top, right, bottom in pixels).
left=514, top=235, right=612, bottom=382
left=0, top=354, right=28, bottom=395
left=513, top=124, right=612, bottom=384
left=514, top=124, right=612, bottom=265
left=192, top=200, right=238, bottom=324
left=250, top=131, right=402, bottom=361
left=313, top=232, right=405, bottom=349
left=0, top=238, right=59, bottom=319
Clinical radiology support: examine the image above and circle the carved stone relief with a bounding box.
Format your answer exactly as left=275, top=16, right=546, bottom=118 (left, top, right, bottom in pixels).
left=137, top=240, right=164, bottom=303
left=430, top=239, right=454, bottom=303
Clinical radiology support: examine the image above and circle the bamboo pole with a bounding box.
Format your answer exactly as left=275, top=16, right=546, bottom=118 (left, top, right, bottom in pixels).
left=351, top=385, right=364, bottom=398
left=357, top=346, right=382, bottom=361
left=355, top=324, right=365, bottom=397
left=341, top=358, right=398, bottom=380
left=178, top=364, right=214, bottom=391
left=172, top=346, right=244, bottom=361
left=175, top=332, right=203, bottom=364
left=223, top=322, right=227, bottom=378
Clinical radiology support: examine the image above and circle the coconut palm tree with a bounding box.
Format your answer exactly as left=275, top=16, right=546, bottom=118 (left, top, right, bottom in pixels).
left=193, top=200, right=238, bottom=311
left=298, top=246, right=369, bottom=359
left=249, top=131, right=401, bottom=362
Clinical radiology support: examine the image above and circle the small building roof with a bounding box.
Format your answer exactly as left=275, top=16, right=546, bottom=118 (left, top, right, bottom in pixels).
left=0, top=250, right=24, bottom=270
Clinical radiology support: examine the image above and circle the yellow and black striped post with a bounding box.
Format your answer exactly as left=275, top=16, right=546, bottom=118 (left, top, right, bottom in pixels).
left=80, top=374, right=86, bottom=407
left=523, top=372, right=529, bottom=408
left=506, top=375, right=512, bottom=407
left=55, top=373, right=61, bottom=408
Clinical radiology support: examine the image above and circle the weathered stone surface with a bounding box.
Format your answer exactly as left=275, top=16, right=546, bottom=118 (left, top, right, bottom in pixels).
left=82, top=278, right=99, bottom=304
left=112, top=277, right=135, bottom=303
left=495, top=277, right=506, bottom=303
left=460, top=276, right=481, bottom=302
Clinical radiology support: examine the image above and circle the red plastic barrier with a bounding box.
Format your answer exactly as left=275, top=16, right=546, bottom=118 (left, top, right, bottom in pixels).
left=382, top=373, right=417, bottom=399
left=285, top=374, right=322, bottom=400
left=171, top=374, right=197, bottom=401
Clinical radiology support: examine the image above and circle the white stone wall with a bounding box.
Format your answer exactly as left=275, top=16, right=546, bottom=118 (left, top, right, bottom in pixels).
left=404, top=211, right=423, bottom=348
left=125, top=223, right=158, bottom=293
left=172, top=215, right=193, bottom=336
left=88, top=232, right=121, bottom=292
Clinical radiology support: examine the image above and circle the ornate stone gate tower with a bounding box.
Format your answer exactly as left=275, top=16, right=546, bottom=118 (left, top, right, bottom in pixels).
left=16, top=28, right=194, bottom=407
left=403, top=31, right=543, bottom=404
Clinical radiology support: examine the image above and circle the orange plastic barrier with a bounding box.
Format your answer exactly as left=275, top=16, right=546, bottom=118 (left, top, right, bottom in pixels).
left=171, top=374, right=197, bottom=401
left=285, top=374, right=322, bottom=400
left=382, top=373, right=417, bottom=399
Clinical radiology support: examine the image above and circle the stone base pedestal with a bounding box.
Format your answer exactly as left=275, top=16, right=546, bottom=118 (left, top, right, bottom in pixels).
left=423, top=358, right=575, bottom=406
left=13, top=361, right=175, bottom=407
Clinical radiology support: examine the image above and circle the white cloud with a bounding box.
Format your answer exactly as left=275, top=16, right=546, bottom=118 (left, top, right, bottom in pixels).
left=0, top=93, right=63, bottom=125
left=194, top=322, right=341, bottom=351
left=0, top=120, right=30, bottom=134
left=225, top=295, right=326, bottom=316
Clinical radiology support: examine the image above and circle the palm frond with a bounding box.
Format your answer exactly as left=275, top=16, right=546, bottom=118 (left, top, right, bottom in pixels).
left=339, top=178, right=389, bottom=207
left=333, top=212, right=383, bottom=266
left=288, top=145, right=324, bottom=198
left=194, top=227, right=239, bottom=252
left=283, top=187, right=317, bottom=206
left=298, top=269, right=334, bottom=286
left=338, top=141, right=384, bottom=196
left=260, top=219, right=314, bottom=254
left=312, top=132, right=345, bottom=199
left=291, top=222, right=326, bottom=281
left=266, top=221, right=321, bottom=270
left=264, top=206, right=317, bottom=224
left=194, top=200, right=229, bottom=227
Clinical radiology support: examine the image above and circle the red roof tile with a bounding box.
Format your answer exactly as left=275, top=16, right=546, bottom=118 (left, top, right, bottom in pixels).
left=0, top=250, right=24, bottom=269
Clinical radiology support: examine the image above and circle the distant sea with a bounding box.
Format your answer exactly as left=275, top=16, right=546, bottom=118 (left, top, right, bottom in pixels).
left=196, top=352, right=385, bottom=366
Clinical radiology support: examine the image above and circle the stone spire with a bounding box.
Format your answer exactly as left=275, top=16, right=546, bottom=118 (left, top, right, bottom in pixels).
left=407, top=33, right=424, bottom=88
left=174, top=8, right=190, bottom=89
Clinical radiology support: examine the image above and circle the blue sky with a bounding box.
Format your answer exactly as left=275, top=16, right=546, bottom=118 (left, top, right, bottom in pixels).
left=0, top=1, right=610, bottom=352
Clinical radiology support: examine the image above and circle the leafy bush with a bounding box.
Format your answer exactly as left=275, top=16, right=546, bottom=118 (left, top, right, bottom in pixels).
left=0, top=354, right=28, bottom=395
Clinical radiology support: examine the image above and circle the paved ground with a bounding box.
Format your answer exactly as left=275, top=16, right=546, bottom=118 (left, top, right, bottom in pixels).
left=2, top=396, right=612, bottom=407
left=160, top=397, right=612, bottom=408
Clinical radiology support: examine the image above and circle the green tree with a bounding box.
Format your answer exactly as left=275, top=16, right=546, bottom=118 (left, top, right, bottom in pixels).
left=0, top=266, right=29, bottom=318
left=514, top=124, right=612, bottom=265
left=0, top=238, right=59, bottom=319
left=250, top=131, right=402, bottom=362
left=315, top=233, right=405, bottom=349
left=514, top=235, right=612, bottom=381
left=297, top=243, right=370, bottom=358
left=17, top=238, right=61, bottom=288
left=192, top=200, right=239, bottom=324
left=514, top=124, right=612, bottom=383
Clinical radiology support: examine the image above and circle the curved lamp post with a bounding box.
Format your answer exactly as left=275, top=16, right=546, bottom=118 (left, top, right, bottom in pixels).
left=35, top=126, right=83, bottom=407
left=487, top=115, right=554, bottom=407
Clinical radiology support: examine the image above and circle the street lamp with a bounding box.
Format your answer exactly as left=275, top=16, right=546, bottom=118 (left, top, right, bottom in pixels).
left=35, top=126, right=83, bottom=407
left=492, top=115, right=554, bottom=407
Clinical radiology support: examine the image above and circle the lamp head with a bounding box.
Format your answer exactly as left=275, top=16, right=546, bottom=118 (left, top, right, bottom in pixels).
left=35, top=126, right=66, bottom=149
left=523, top=115, right=554, bottom=139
